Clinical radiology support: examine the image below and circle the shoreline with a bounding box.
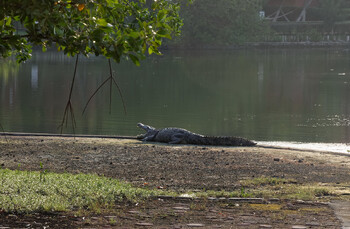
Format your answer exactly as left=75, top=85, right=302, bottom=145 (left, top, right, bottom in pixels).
left=0, top=133, right=350, bottom=185
left=1, top=131, right=349, bottom=155
left=257, top=141, right=350, bottom=155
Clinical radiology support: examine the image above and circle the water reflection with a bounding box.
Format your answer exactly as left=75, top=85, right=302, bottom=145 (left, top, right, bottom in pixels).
left=9, top=88, right=13, bottom=108
left=0, top=60, right=19, bottom=109
left=0, top=48, right=349, bottom=143
left=0, top=60, right=19, bottom=85
left=31, top=65, right=38, bottom=89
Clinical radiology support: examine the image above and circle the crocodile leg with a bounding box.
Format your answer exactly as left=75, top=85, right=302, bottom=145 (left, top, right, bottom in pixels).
left=142, top=134, right=157, bottom=141
left=169, top=134, right=185, bottom=144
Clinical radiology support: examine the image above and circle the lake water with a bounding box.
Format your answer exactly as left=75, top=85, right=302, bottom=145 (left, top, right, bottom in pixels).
left=0, top=48, right=350, bottom=150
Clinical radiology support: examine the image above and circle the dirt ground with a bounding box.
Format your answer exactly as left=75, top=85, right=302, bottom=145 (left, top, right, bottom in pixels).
left=0, top=135, right=350, bottom=228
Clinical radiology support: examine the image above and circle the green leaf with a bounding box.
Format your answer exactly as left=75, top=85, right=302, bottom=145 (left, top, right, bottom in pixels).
left=5, top=17, right=12, bottom=26
left=91, top=28, right=105, bottom=42
left=157, top=29, right=172, bottom=39
left=96, top=18, right=107, bottom=27
left=129, top=54, right=140, bottom=66
left=129, top=32, right=139, bottom=39
left=148, top=46, right=153, bottom=55
left=157, top=10, right=166, bottom=21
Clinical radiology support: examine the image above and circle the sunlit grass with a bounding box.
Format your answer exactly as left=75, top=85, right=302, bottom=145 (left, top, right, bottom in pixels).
left=185, top=177, right=350, bottom=202
left=0, top=169, right=166, bottom=213
left=240, top=176, right=297, bottom=187
left=1, top=169, right=349, bottom=214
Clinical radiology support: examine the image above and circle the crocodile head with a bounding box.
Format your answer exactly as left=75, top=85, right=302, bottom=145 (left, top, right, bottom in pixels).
left=137, top=123, right=158, bottom=140
left=137, top=123, right=156, bottom=131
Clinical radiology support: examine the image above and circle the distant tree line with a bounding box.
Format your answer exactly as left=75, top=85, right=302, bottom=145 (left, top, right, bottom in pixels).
left=312, top=0, right=349, bottom=29
left=172, top=0, right=350, bottom=47
left=175, top=0, right=269, bottom=46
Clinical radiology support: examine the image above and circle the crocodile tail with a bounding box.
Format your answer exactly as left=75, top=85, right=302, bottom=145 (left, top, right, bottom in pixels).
left=199, top=136, right=256, bottom=146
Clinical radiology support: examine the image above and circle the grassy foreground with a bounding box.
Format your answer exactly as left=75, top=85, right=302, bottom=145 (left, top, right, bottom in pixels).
left=0, top=168, right=167, bottom=213
left=192, top=177, right=349, bottom=201
left=0, top=168, right=349, bottom=214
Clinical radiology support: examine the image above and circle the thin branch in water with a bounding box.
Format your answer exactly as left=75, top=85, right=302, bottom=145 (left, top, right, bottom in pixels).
left=82, top=59, right=127, bottom=115
left=69, top=102, right=76, bottom=130
left=82, top=77, right=111, bottom=115
left=58, top=54, right=79, bottom=134
left=109, top=60, right=113, bottom=114
left=0, top=123, right=8, bottom=143
left=108, top=59, right=127, bottom=114
left=111, top=75, right=127, bottom=114
left=107, top=59, right=127, bottom=114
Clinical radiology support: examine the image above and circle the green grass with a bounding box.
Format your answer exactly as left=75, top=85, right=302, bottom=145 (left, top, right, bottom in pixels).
left=0, top=168, right=166, bottom=213
left=240, top=177, right=297, bottom=187
left=184, top=176, right=350, bottom=202
left=192, top=185, right=336, bottom=201
left=1, top=168, right=348, bottom=214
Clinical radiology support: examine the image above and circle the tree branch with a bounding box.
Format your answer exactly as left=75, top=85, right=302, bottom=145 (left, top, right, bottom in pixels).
left=58, top=54, right=79, bottom=134
left=0, top=123, right=8, bottom=143
left=82, top=59, right=126, bottom=116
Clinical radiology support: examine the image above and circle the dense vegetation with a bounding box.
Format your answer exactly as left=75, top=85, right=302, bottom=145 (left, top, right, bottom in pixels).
left=178, top=0, right=269, bottom=46
left=313, top=0, right=348, bottom=29
left=0, top=0, right=183, bottom=63
left=175, top=0, right=350, bottom=46
left=2, top=0, right=350, bottom=57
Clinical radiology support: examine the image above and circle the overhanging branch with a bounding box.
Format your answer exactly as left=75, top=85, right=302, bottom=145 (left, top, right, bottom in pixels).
left=82, top=59, right=126, bottom=116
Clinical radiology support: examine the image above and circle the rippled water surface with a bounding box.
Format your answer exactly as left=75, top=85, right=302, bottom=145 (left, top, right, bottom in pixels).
left=1, top=48, right=350, bottom=146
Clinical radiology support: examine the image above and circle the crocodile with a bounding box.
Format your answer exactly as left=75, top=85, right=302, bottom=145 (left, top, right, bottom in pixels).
left=137, top=123, right=256, bottom=146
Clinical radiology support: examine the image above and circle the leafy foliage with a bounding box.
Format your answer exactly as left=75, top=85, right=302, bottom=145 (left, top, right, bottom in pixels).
left=315, top=0, right=347, bottom=29
left=0, top=0, right=183, bottom=64
left=179, top=0, right=269, bottom=45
